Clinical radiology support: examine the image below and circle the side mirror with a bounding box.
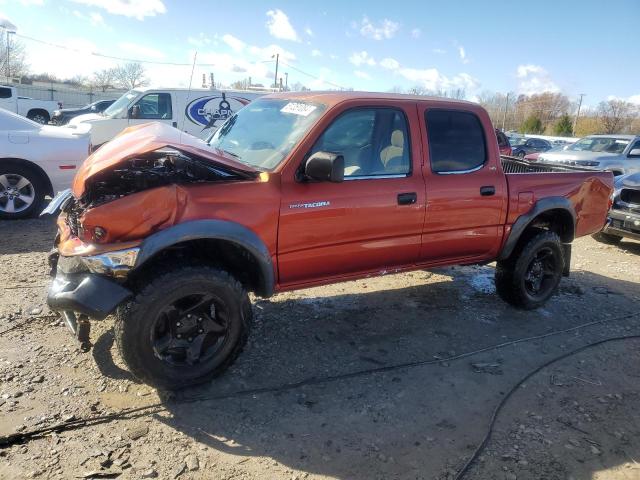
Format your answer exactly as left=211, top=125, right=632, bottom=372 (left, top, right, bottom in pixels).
left=129, top=105, right=141, bottom=119
left=628, top=148, right=640, bottom=158
left=304, top=152, right=344, bottom=182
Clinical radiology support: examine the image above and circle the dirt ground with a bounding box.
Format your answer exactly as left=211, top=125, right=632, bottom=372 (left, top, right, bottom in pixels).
left=1, top=217, right=640, bottom=480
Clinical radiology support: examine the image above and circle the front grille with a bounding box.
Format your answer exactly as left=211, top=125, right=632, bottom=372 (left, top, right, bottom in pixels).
left=620, top=188, right=640, bottom=206
left=64, top=198, right=83, bottom=237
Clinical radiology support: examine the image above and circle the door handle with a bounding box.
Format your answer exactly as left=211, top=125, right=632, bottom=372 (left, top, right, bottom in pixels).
left=397, top=192, right=417, bottom=205
left=480, top=186, right=496, bottom=196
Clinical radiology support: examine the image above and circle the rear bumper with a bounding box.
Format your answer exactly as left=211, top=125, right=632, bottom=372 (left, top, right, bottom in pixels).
left=603, top=209, right=640, bottom=241
left=47, top=272, right=132, bottom=320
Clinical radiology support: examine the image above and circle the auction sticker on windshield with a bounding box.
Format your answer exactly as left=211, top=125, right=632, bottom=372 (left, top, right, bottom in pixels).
left=281, top=102, right=317, bottom=116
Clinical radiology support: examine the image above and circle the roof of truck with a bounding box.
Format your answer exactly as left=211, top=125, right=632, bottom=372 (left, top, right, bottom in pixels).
left=265, top=91, right=476, bottom=107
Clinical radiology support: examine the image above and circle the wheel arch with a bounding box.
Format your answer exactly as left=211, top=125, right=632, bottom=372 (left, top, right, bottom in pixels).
left=499, top=196, right=576, bottom=260
left=0, top=157, right=54, bottom=196
left=26, top=108, right=51, bottom=122
left=132, top=220, right=275, bottom=297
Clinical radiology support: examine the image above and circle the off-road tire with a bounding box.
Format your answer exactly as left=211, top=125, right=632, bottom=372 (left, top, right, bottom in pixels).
left=114, top=266, right=252, bottom=390
left=591, top=231, right=622, bottom=245
left=495, top=231, right=564, bottom=310
left=0, top=161, right=48, bottom=219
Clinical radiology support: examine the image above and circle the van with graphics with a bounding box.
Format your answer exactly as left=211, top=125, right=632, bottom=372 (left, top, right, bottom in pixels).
left=66, top=87, right=265, bottom=149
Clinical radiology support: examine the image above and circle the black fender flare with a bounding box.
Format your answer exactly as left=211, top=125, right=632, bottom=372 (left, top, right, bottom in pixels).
left=134, top=220, right=275, bottom=297
left=499, top=196, right=576, bottom=260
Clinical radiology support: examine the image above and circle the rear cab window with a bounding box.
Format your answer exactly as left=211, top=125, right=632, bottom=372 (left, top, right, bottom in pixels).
left=0, top=87, right=13, bottom=99
left=311, top=107, right=411, bottom=178
left=425, top=109, right=487, bottom=174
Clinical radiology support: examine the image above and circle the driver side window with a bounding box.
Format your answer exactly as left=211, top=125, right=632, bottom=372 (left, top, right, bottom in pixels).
left=134, top=93, right=173, bottom=120
left=311, top=108, right=410, bottom=178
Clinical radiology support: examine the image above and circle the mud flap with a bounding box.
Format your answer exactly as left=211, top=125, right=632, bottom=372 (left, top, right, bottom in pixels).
left=562, top=243, right=571, bottom=277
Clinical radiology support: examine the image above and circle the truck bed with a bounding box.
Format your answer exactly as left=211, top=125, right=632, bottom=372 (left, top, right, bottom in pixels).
left=502, top=157, right=614, bottom=238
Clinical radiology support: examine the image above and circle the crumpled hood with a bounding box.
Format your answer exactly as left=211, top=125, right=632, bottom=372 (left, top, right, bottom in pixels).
left=539, top=150, right=617, bottom=163
left=72, top=122, right=258, bottom=198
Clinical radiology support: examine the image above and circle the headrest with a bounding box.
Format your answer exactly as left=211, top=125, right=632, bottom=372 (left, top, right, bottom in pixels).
left=391, top=129, right=404, bottom=147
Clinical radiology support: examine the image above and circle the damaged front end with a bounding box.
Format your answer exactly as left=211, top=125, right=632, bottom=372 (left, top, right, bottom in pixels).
left=46, top=123, right=260, bottom=351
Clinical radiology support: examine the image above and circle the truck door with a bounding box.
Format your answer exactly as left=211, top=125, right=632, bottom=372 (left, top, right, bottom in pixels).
left=418, top=106, right=508, bottom=262
left=278, top=103, right=426, bottom=286
left=0, top=87, right=17, bottom=113
left=128, top=92, right=176, bottom=129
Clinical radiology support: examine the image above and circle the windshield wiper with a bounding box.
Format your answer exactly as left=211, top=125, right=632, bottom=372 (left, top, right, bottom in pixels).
left=221, top=149, right=241, bottom=159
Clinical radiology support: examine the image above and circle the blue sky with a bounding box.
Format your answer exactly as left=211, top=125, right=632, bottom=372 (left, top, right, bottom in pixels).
left=1, top=0, right=638, bottom=107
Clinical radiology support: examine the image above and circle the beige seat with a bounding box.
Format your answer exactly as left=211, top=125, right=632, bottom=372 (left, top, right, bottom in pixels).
left=380, top=130, right=404, bottom=167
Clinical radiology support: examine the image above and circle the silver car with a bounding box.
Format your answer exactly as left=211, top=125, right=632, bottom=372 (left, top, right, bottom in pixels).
left=538, top=135, right=640, bottom=176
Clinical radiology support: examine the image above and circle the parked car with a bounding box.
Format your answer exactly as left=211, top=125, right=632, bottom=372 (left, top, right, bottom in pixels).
left=593, top=172, right=640, bottom=244
left=46, top=92, right=613, bottom=389
left=496, top=129, right=512, bottom=156
left=538, top=135, right=640, bottom=176
left=51, top=99, right=115, bottom=126
left=0, top=85, right=60, bottom=124
left=510, top=137, right=553, bottom=158
left=66, top=87, right=265, bottom=148
left=0, top=109, right=90, bottom=219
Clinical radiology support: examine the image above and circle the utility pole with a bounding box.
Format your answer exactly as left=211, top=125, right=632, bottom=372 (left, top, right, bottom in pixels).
left=501, top=92, right=510, bottom=131
left=573, top=93, right=585, bottom=136
left=272, top=53, right=279, bottom=91
left=6, top=31, right=10, bottom=79
left=285, top=72, right=288, bottom=90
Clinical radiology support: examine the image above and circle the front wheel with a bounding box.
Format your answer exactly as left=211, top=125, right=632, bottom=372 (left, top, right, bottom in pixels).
left=495, top=231, right=565, bottom=310
left=114, top=266, right=252, bottom=390
left=0, top=162, right=48, bottom=219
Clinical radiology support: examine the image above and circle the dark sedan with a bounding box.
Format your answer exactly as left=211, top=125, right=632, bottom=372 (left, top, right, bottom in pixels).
left=50, top=99, right=115, bottom=125
left=510, top=137, right=553, bottom=158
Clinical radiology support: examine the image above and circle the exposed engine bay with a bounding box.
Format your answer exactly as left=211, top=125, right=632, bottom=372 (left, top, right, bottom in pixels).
left=79, top=148, right=247, bottom=208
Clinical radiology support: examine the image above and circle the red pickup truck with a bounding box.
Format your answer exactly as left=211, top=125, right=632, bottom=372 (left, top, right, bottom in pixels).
left=46, top=92, right=613, bottom=389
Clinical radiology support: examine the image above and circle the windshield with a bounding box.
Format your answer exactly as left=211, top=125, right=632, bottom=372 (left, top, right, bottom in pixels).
left=206, top=98, right=326, bottom=170
left=103, top=90, right=140, bottom=118
left=568, top=137, right=630, bottom=154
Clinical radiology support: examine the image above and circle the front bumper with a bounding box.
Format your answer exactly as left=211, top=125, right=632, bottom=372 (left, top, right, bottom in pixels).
left=603, top=208, right=640, bottom=241
left=47, top=272, right=132, bottom=320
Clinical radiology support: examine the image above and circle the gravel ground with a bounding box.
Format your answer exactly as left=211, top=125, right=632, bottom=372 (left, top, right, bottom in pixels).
left=1, top=217, right=639, bottom=480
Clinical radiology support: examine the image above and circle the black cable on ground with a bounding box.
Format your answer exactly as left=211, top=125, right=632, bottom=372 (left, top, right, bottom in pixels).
left=453, top=334, right=640, bottom=480
left=1, top=312, right=638, bottom=448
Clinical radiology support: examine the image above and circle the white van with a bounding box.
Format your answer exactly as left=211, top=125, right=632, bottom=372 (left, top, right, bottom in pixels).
left=67, top=87, right=266, bottom=148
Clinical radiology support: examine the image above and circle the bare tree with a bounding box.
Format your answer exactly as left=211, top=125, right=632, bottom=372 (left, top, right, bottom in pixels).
left=597, top=99, right=636, bottom=134
left=92, top=68, right=117, bottom=92
left=0, top=34, right=28, bottom=79
left=114, top=62, right=148, bottom=90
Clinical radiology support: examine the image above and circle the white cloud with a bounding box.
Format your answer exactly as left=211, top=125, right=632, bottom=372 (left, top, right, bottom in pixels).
left=458, top=46, right=469, bottom=64
left=118, top=42, right=165, bottom=59
left=69, top=0, right=166, bottom=20
left=266, top=9, right=300, bottom=42
left=349, top=50, right=375, bottom=67
left=248, top=43, right=296, bottom=63
left=187, top=33, right=213, bottom=48
left=311, top=49, right=322, bottom=57
left=354, top=70, right=371, bottom=80
left=72, top=10, right=105, bottom=27
left=304, top=27, right=314, bottom=37
left=398, top=66, right=479, bottom=92
left=432, top=48, right=446, bottom=54
left=329, top=54, right=338, bottom=60
left=380, top=57, right=400, bottom=70
left=516, top=64, right=559, bottom=94
left=358, top=16, right=399, bottom=40
left=628, top=95, right=640, bottom=105
left=222, top=34, right=245, bottom=53
left=411, top=28, right=421, bottom=39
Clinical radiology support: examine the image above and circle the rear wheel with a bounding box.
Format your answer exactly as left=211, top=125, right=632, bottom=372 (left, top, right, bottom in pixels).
left=27, top=110, right=50, bottom=124
left=495, top=231, right=564, bottom=310
left=115, top=266, right=252, bottom=390
left=592, top=231, right=622, bottom=245
left=0, top=163, right=48, bottom=219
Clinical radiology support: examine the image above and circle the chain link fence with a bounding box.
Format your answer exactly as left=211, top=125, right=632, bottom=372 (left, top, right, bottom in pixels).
left=14, top=82, right=127, bottom=108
